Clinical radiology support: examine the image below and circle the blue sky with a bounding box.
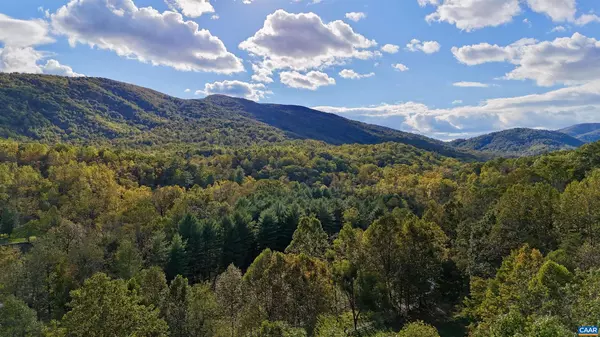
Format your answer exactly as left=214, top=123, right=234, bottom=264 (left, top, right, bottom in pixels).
left=1, top=0, right=600, bottom=139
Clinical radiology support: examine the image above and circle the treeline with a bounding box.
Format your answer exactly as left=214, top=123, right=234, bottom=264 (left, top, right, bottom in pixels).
left=1, top=139, right=600, bottom=336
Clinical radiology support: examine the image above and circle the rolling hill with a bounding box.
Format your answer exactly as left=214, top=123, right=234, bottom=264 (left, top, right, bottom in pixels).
left=0, top=73, right=473, bottom=159
left=449, top=128, right=585, bottom=156
left=559, top=123, right=600, bottom=143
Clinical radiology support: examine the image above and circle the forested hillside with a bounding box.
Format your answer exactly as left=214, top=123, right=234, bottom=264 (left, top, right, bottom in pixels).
left=450, top=128, right=584, bottom=156
left=560, top=123, right=600, bottom=143
left=0, top=74, right=470, bottom=159
left=2, top=137, right=600, bottom=336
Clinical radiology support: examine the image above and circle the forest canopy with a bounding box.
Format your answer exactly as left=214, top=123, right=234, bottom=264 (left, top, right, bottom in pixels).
left=1, top=137, right=600, bottom=336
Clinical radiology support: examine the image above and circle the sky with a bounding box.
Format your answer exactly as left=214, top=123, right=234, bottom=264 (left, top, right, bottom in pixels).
left=1, top=0, right=600, bottom=140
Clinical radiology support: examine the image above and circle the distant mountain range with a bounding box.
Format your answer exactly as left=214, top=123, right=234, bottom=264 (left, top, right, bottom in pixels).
left=450, top=124, right=600, bottom=157
left=0, top=73, right=475, bottom=159
left=450, top=128, right=586, bottom=157
left=559, top=123, right=600, bottom=143
left=1, top=73, right=598, bottom=159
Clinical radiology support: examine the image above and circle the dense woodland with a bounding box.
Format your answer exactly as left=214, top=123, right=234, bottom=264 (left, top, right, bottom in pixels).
left=1, top=137, right=600, bottom=337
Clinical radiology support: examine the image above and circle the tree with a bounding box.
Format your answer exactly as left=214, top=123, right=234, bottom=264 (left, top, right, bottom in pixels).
left=329, top=224, right=375, bottom=333
left=556, top=170, right=600, bottom=243
left=0, top=207, right=19, bottom=236
left=58, top=273, right=168, bottom=336
left=285, top=216, right=328, bottom=258
left=185, top=283, right=219, bottom=337
left=215, top=264, right=244, bottom=337
left=363, top=210, right=447, bottom=320
left=257, top=321, right=307, bottom=337
left=113, top=239, right=142, bottom=279
left=134, top=267, right=167, bottom=309
left=164, top=275, right=189, bottom=337
left=166, top=234, right=187, bottom=280
left=491, top=183, right=559, bottom=257
left=397, top=321, right=440, bottom=337
left=0, top=295, right=42, bottom=337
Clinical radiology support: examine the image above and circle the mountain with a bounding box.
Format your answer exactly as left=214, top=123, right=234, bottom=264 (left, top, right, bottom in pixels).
left=450, top=128, right=585, bottom=156
left=0, top=73, right=473, bottom=159
left=559, top=123, right=600, bottom=143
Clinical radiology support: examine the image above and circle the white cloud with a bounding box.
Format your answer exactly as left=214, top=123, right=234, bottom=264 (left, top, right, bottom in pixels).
left=574, top=14, right=600, bottom=25
left=0, top=14, right=81, bottom=77
left=550, top=25, right=567, bottom=32
left=314, top=80, right=600, bottom=139
left=51, top=0, right=244, bottom=74
left=423, top=0, right=521, bottom=32
left=41, top=59, right=84, bottom=77
left=381, top=44, right=400, bottom=54
left=211, top=14, right=219, bottom=20
left=453, top=81, right=490, bottom=88
left=0, top=47, right=83, bottom=77
left=251, top=63, right=274, bottom=83
left=196, top=80, right=271, bottom=101
left=526, top=0, right=576, bottom=22
left=239, top=10, right=378, bottom=72
left=0, top=47, right=45, bottom=74
left=420, top=0, right=600, bottom=31
left=452, top=33, right=600, bottom=86
left=339, top=69, right=375, bottom=79
left=280, top=71, right=335, bottom=90
left=406, top=39, right=441, bottom=54
left=0, top=13, right=53, bottom=47
left=345, top=12, right=366, bottom=22
left=184, top=88, right=191, bottom=93
left=392, top=63, right=409, bottom=72
left=452, top=100, right=463, bottom=105
left=165, top=0, right=214, bottom=18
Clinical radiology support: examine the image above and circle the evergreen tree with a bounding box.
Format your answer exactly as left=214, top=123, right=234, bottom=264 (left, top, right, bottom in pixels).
left=166, top=234, right=187, bottom=280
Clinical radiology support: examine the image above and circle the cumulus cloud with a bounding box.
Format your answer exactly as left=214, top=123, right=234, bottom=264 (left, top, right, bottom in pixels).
left=0, top=47, right=83, bottom=77
left=239, top=10, right=378, bottom=73
left=0, top=13, right=54, bottom=47
left=0, top=14, right=81, bottom=76
left=452, top=100, right=463, bottom=105
left=406, top=39, right=441, bottom=54
left=392, top=63, right=409, bottom=72
left=196, top=80, right=271, bottom=101
left=422, top=0, right=521, bottom=31
left=420, top=0, right=600, bottom=31
left=51, top=0, right=244, bottom=74
left=526, top=0, right=576, bottom=22
left=452, top=33, right=600, bottom=86
left=345, top=12, right=366, bottom=22
left=0, top=47, right=46, bottom=74
left=165, top=0, right=214, bottom=18
left=339, top=69, right=375, bottom=79
left=41, top=59, right=84, bottom=77
left=453, top=81, right=490, bottom=88
left=381, top=44, right=400, bottom=54
left=280, top=71, right=336, bottom=90
left=314, top=80, right=600, bottom=139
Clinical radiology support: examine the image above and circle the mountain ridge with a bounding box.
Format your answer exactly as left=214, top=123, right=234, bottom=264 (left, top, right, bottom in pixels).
left=450, top=128, right=585, bottom=156
left=0, top=73, right=475, bottom=159
left=559, top=123, right=600, bottom=143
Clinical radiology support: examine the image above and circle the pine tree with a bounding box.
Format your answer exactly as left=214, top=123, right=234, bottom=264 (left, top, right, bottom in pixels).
left=166, top=234, right=187, bottom=280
